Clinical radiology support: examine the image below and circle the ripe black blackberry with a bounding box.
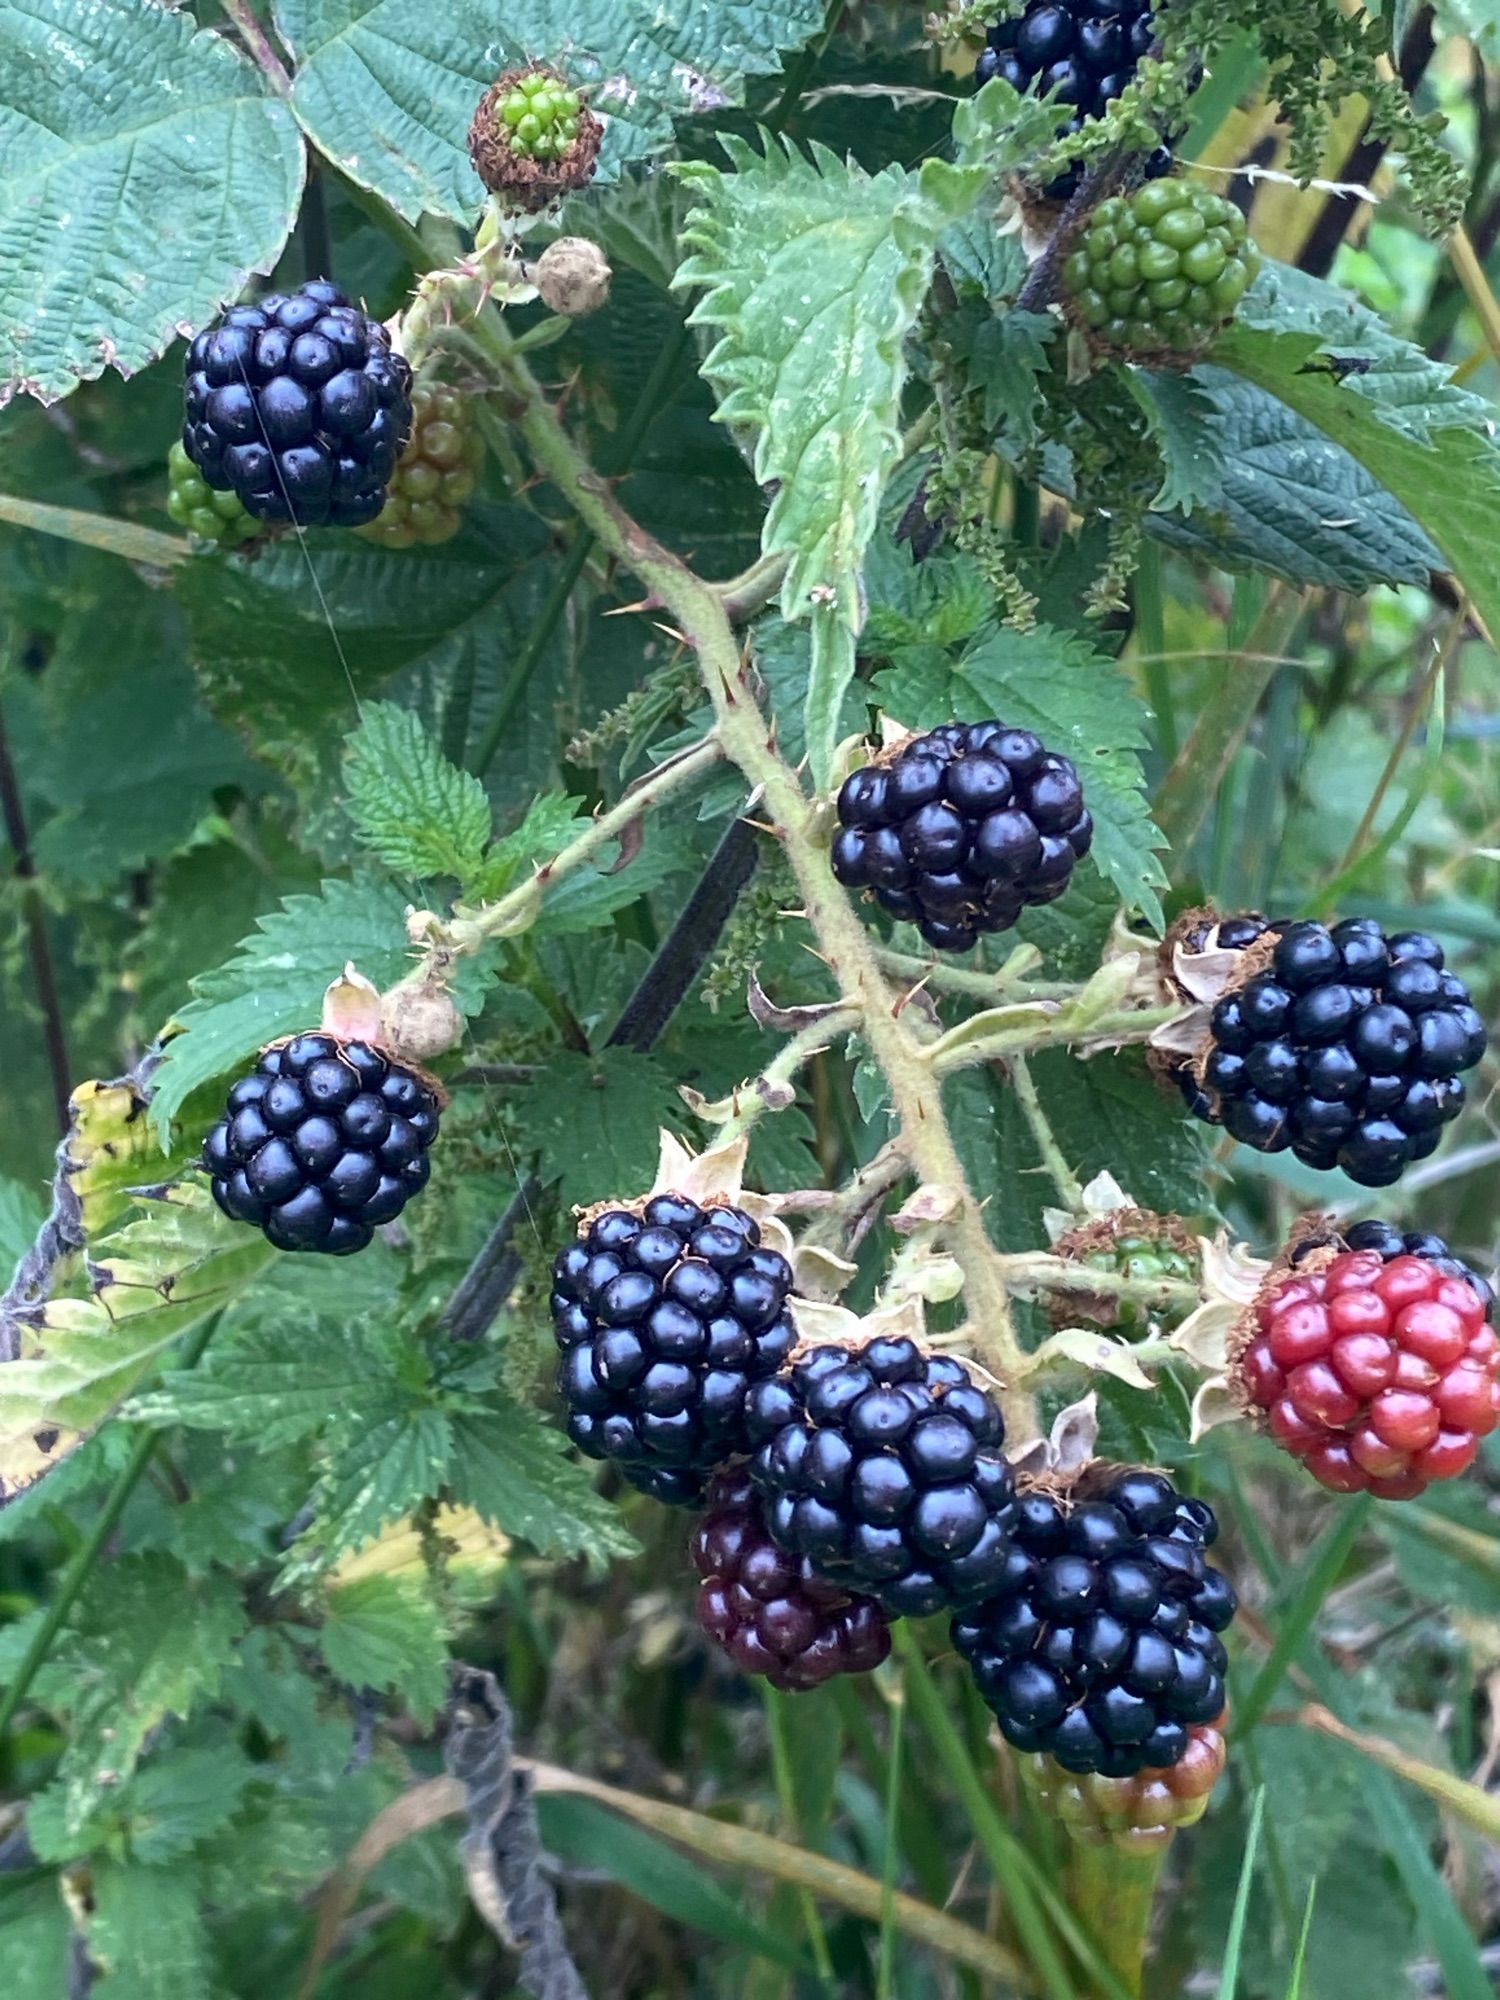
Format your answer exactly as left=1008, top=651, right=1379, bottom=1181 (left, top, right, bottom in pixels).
left=1312, top=1219, right=1494, bottom=1316
left=182, top=280, right=413, bottom=527
left=204, top=1035, right=441, bottom=1255
left=953, top=1469, right=1235, bottom=1777
left=744, top=1335, right=1018, bottom=1618
left=1178, top=916, right=1487, bottom=1187
left=691, top=1469, right=892, bottom=1691
left=831, top=722, right=1094, bottom=953
left=551, top=1195, right=796, bottom=1506
left=975, top=1, right=1173, bottom=198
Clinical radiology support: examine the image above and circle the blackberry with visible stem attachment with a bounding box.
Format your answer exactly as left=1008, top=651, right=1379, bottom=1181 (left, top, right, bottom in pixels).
left=953, top=1469, right=1236, bottom=1778
left=832, top=721, right=1094, bottom=953
left=552, top=1193, right=796, bottom=1505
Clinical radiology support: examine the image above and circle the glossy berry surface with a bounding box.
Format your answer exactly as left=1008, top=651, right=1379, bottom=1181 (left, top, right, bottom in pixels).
left=953, top=1470, right=1235, bottom=1778
left=1063, top=180, right=1258, bottom=356
left=691, top=1468, right=891, bottom=1692
left=551, top=1196, right=795, bottom=1507
left=744, top=1335, right=1018, bottom=1618
left=182, top=279, right=413, bottom=528
left=358, top=382, right=485, bottom=548
left=1018, top=1712, right=1227, bottom=1851
left=1181, top=916, right=1487, bottom=1186
left=1337, top=1220, right=1493, bottom=1314
left=1240, top=1250, right=1500, bottom=1499
left=204, top=1036, right=441, bottom=1256
left=493, top=71, right=584, bottom=160
left=166, top=439, right=260, bottom=547
left=832, top=720, right=1093, bottom=953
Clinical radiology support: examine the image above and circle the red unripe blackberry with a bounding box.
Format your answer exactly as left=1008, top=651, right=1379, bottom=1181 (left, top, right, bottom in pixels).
left=552, top=1195, right=796, bottom=1507
left=357, top=381, right=484, bottom=548
left=691, top=1469, right=891, bottom=1691
left=1017, top=1711, right=1227, bottom=1851
left=204, top=1034, right=441, bottom=1255
left=832, top=721, right=1093, bottom=953
left=1240, top=1249, right=1500, bottom=1498
left=744, top=1335, right=1018, bottom=1618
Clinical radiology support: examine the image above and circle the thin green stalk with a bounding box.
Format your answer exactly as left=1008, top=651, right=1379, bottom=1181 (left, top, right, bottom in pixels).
left=0, top=1312, right=222, bottom=1742
left=1008, top=1054, right=1084, bottom=1210
left=877, top=1669, right=907, bottom=2000
left=1216, top=1788, right=1266, bottom=1999
left=1234, top=1499, right=1371, bottom=1735
left=1065, top=1842, right=1164, bottom=1999
left=763, top=1687, right=839, bottom=1990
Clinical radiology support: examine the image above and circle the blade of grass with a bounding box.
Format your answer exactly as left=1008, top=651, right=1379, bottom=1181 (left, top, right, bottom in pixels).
left=1234, top=1497, right=1370, bottom=1735
left=1216, top=1788, right=1266, bottom=1999
left=877, top=1666, right=907, bottom=2000
left=763, top=1685, right=839, bottom=1990
left=1283, top=1882, right=1317, bottom=2000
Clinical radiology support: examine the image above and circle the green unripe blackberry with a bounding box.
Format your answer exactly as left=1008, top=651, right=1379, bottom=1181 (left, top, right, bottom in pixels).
left=357, top=383, right=485, bottom=549
left=469, top=67, right=603, bottom=212
left=1051, top=1209, right=1199, bottom=1336
left=166, top=439, right=261, bottom=548
left=496, top=72, right=583, bottom=161
left=1062, top=179, right=1259, bottom=358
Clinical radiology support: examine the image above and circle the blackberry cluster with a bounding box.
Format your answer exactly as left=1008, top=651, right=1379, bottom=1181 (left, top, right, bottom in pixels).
left=831, top=722, right=1094, bottom=953
left=1017, top=1712, right=1226, bottom=1852
left=691, top=1469, right=891, bottom=1692
left=551, top=1196, right=796, bottom=1506
left=1240, top=1249, right=1500, bottom=1499
left=1180, top=917, right=1487, bottom=1186
left=182, top=279, right=413, bottom=528
left=953, top=1470, right=1235, bottom=1777
left=744, top=1334, right=1018, bottom=1618
left=1062, top=180, right=1258, bottom=356
left=976, top=1, right=1173, bottom=198
left=358, top=382, right=485, bottom=549
left=205, top=1036, right=441, bottom=1255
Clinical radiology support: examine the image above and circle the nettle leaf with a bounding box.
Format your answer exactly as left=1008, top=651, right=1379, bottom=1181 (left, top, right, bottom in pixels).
left=319, top=1573, right=449, bottom=1721
left=273, top=0, right=827, bottom=223
left=343, top=701, right=493, bottom=885
left=0, top=0, right=302, bottom=405
left=447, top=1403, right=640, bottom=1564
left=871, top=613, right=1169, bottom=930
left=83, top=1861, right=214, bottom=2000
left=0, top=1185, right=274, bottom=1509
left=512, top=1047, right=690, bottom=1209
left=1129, top=371, right=1226, bottom=518
left=676, top=137, right=959, bottom=786
left=28, top=1744, right=255, bottom=1866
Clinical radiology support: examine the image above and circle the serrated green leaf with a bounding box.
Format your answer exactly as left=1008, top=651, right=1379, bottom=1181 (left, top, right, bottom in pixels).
left=676, top=137, right=956, bottom=785
left=470, top=792, right=590, bottom=902
left=319, top=1573, right=449, bottom=1720
left=871, top=618, right=1170, bottom=930
left=512, top=1047, right=689, bottom=1210
left=343, top=701, right=492, bottom=884
left=273, top=0, right=827, bottom=222
left=0, top=0, right=302, bottom=405
left=446, top=1403, right=640, bottom=1564
left=1129, top=371, right=1226, bottom=517
left=27, top=1745, right=255, bottom=1866
left=0, top=1878, right=71, bottom=1994
left=301, top=1406, right=456, bottom=1571
left=84, top=1862, right=213, bottom=2000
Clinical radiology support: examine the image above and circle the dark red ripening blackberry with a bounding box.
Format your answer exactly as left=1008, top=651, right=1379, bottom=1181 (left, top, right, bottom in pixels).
left=691, top=1469, right=892, bottom=1691
left=182, top=280, right=413, bottom=527
left=204, top=1035, right=441, bottom=1255
left=953, top=1470, right=1235, bottom=1778
left=744, top=1335, right=1019, bottom=1618
left=552, top=1195, right=796, bottom=1506
left=1178, top=917, right=1487, bottom=1187
left=832, top=721, right=1093, bottom=953
left=1295, top=1218, right=1494, bottom=1316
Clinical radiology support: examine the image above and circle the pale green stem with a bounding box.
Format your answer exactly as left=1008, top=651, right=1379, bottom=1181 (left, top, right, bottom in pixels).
left=1007, top=1054, right=1084, bottom=1210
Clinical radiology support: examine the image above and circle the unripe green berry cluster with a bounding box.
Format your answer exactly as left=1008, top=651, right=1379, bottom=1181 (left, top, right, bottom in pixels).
left=357, top=382, right=485, bottom=549
left=166, top=438, right=261, bottom=548
left=1082, top=1230, right=1198, bottom=1334
left=496, top=72, right=584, bottom=160
left=1062, top=179, right=1259, bottom=358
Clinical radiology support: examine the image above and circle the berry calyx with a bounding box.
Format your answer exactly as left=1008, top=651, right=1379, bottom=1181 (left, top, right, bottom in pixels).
left=832, top=720, right=1094, bottom=954
left=1062, top=180, right=1259, bottom=359
left=1170, top=915, right=1487, bottom=1186
left=357, top=382, right=485, bottom=549
left=469, top=68, right=604, bottom=214
left=744, top=1335, right=1018, bottom=1618
left=1017, top=1712, right=1227, bottom=1851
left=1239, top=1249, right=1500, bottom=1498
left=552, top=1193, right=796, bottom=1506
left=166, top=439, right=261, bottom=548
left=204, top=1035, right=442, bottom=1255
left=691, top=1468, right=892, bottom=1692
left=181, top=279, right=413, bottom=528
left=953, top=1468, right=1235, bottom=1778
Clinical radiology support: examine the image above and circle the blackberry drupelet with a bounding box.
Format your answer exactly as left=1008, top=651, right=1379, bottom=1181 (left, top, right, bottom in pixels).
left=1180, top=916, right=1487, bottom=1186
left=744, top=1335, right=1018, bottom=1618
left=358, top=381, right=485, bottom=548
left=831, top=721, right=1094, bottom=953
left=1062, top=180, right=1258, bottom=356
left=166, top=439, right=260, bottom=548
left=182, top=279, right=413, bottom=528
left=552, top=1195, right=796, bottom=1506
left=953, top=1469, right=1235, bottom=1778
left=1240, top=1248, right=1500, bottom=1498
left=1337, top=1219, right=1493, bottom=1314
left=204, top=1035, right=441, bottom=1255
left=691, top=1469, right=892, bottom=1691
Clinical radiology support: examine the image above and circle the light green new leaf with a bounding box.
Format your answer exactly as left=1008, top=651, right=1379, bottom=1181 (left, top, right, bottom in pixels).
left=273, top=0, right=827, bottom=222
left=319, top=1573, right=450, bottom=1721
left=675, top=137, right=958, bottom=785
left=447, top=1403, right=640, bottom=1564
left=0, top=0, right=302, bottom=404
left=344, top=702, right=493, bottom=884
